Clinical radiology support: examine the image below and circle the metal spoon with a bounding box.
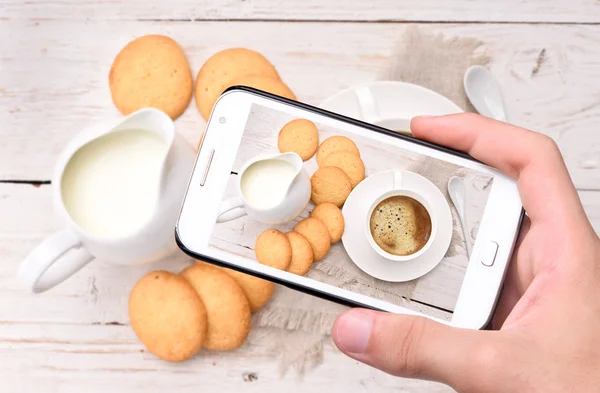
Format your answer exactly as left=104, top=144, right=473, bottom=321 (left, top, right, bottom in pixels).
left=448, top=176, right=472, bottom=257
left=464, top=65, right=508, bottom=122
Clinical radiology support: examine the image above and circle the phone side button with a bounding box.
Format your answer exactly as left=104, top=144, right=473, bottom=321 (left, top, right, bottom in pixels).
left=199, top=148, right=215, bottom=186
left=480, top=241, right=499, bottom=267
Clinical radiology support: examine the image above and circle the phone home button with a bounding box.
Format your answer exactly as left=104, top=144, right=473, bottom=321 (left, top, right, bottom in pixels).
left=480, top=241, right=499, bottom=267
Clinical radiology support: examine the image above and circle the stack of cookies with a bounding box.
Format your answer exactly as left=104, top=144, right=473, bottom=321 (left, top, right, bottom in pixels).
left=253, top=204, right=346, bottom=276
left=128, top=261, right=275, bottom=362
left=109, top=35, right=295, bottom=123
left=253, top=120, right=366, bottom=276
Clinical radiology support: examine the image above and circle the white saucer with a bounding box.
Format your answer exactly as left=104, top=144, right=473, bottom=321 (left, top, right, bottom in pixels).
left=320, top=81, right=463, bottom=134
left=341, top=171, right=453, bottom=282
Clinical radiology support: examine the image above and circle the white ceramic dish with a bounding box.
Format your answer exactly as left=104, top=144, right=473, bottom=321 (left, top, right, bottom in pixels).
left=320, top=81, right=463, bottom=134
left=342, top=170, right=453, bottom=282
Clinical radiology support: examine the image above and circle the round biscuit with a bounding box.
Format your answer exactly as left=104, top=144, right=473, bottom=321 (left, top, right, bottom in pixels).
left=320, top=150, right=365, bottom=188
left=278, top=119, right=319, bottom=161
left=109, top=35, right=193, bottom=120
left=181, top=263, right=251, bottom=351
left=285, top=232, right=314, bottom=276
left=195, top=48, right=280, bottom=120
left=310, top=166, right=352, bottom=207
left=310, top=202, right=345, bottom=243
left=226, top=74, right=295, bottom=101
left=316, top=136, right=360, bottom=166
left=129, top=270, right=207, bottom=362
left=219, top=265, right=275, bottom=312
left=294, top=217, right=331, bottom=262
left=255, top=229, right=292, bottom=270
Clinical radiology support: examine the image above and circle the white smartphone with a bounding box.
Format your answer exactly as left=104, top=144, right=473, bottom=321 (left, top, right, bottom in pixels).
left=176, top=87, right=524, bottom=329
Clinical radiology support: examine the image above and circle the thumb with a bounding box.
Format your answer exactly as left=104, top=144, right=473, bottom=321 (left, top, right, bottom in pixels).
left=332, top=309, right=493, bottom=386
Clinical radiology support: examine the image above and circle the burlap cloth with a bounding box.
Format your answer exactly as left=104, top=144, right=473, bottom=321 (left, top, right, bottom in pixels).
left=248, top=26, right=490, bottom=376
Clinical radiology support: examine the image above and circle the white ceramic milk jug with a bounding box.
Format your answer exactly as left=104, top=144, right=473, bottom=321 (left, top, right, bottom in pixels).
left=216, top=152, right=311, bottom=224
left=18, top=108, right=196, bottom=293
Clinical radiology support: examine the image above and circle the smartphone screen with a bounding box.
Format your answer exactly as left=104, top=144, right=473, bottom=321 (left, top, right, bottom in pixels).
left=207, top=102, right=495, bottom=321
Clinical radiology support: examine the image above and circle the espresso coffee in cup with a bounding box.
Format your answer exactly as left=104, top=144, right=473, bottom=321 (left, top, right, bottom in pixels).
left=369, top=195, right=432, bottom=257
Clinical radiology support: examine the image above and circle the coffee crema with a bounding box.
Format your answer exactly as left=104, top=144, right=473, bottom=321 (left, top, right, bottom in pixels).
left=369, top=195, right=432, bottom=256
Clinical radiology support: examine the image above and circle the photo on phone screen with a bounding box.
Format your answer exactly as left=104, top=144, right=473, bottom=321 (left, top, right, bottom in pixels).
left=207, top=102, right=495, bottom=321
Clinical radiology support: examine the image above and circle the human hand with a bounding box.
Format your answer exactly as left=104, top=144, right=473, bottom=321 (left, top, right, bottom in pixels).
left=332, top=114, right=600, bottom=392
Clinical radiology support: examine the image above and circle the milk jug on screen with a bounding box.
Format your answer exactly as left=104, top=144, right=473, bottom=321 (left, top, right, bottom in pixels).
left=216, top=152, right=311, bottom=224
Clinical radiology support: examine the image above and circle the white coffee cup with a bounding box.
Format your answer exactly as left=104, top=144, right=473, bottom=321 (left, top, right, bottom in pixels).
left=355, top=86, right=412, bottom=134
left=365, top=171, right=437, bottom=262
left=18, top=108, right=196, bottom=293
left=216, top=152, right=311, bottom=225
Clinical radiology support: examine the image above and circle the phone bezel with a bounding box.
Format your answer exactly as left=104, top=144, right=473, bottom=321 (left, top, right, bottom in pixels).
left=175, top=87, right=524, bottom=329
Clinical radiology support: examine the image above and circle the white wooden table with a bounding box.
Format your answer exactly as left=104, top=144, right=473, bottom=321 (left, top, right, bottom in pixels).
left=2, top=2, right=599, bottom=392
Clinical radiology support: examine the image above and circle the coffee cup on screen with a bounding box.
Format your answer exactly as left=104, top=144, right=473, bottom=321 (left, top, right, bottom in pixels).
left=365, top=171, right=437, bottom=261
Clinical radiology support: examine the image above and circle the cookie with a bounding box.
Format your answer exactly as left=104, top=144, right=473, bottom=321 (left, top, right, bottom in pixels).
left=226, top=74, right=296, bottom=101
left=219, top=266, right=275, bottom=312
left=255, top=229, right=292, bottom=270
left=320, top=150, right=365, bottom=188
left=195, top=48, right=280, bottom=120
left=310, top=166, right=352, bottom=207
left=129, top=270, right=207, bottom=362
left=316, top=136, right=360, bottom=166
left=277, top=119, right=319, bottom=161
left=294, top=217, right=331, bottom=262
left=181, top=263, right=251, bottom=351
left=109, top=35, right=193, bottom=120
left=310, top=202, right=345, bottom=243
left=285, top=232, right=314, bottom=276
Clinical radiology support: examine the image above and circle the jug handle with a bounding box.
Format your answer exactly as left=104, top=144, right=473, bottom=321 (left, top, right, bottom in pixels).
left=18, top=229, right=94, bottom=293
left=216, top=197, right=247, bottom=223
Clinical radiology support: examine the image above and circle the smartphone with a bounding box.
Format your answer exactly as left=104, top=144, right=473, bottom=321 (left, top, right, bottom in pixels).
left=176, top=87, right=524, bottom=329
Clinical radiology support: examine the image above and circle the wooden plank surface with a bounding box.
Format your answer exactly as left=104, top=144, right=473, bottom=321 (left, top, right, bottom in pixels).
left=0, top=323, right=453, bottom=393
left=2, top=1, right=600, bottom=391
left=2, top=20, right=600, bottom=189
left=1, top=0, right=600, bottom=23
